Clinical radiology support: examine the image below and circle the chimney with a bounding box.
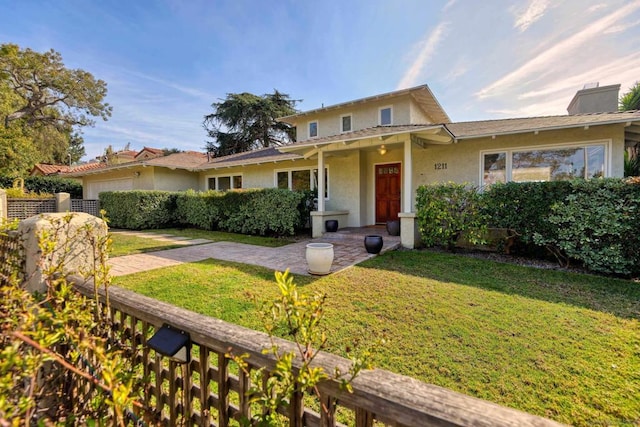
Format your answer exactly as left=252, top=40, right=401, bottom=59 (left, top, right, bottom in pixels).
left=567, top=83, right=621, bottom=115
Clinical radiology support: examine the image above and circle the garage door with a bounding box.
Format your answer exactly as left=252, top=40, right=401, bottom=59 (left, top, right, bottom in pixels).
left=87, top=178, right=133, bottom=199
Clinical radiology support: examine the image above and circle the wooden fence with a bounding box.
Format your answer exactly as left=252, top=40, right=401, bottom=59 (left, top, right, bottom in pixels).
left=71, top=198, right=100, bottom=217
left=73, top=279, right=564, bottom=427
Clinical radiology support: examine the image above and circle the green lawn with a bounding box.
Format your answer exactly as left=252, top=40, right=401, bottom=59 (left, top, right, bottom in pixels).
left=113, top=250, right=640, bottom=426
left=109, top=228, right=296, bottom=257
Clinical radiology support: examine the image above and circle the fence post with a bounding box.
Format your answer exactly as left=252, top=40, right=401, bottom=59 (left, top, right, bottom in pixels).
left=18, top=212, right=108, bottom=293
left=0, top=189, right=6, bottom=221
left=55, top=192, right=71, bottom=213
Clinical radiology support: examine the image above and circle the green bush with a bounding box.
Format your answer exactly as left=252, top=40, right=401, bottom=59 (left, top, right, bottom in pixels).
left=175, top=189, right=222, bottom=230
left=533, top=179, right=640, bottom=276
left=229, top=188, right=306, bottom=236
left=0, top=175, right=82, bottom=198
left=480, top=181, right=573, bottom=247
left=415, top=182, right=487, bottom=250
left=112, top=188, right=310, bottom=236
left=99, top=191, right=178, bottom=229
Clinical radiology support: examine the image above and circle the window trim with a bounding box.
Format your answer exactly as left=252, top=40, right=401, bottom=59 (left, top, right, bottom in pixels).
left=308, top=120, right=319, bottom=138
left=274, top=166, right=330, bottom=200
left=379, top=106, right=393, bottom=126
left=479, top=139, right=611, bottom=188
left=340, top=113, right=353, bottom=133
left=206, top=173, right=243, bottom=191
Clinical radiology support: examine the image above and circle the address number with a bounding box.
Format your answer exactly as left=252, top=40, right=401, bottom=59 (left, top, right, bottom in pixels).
left=434, top=162, right=448, bottom=170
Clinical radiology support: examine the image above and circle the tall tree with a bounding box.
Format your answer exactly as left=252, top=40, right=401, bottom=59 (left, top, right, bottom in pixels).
left=620, top=81, right=640, bottom=111
left=203, top=90, right=298, bottom=157
left=0, top=43, right=111, bottom=174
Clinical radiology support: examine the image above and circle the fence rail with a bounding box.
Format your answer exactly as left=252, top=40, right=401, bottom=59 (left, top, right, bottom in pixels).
left=7, top=198, right=56, bottom=220
left=0, top=230, right=22, bottom=284
left=73, top=279, right=563, bottom=427
left=71, top=199, right=100, bottom=216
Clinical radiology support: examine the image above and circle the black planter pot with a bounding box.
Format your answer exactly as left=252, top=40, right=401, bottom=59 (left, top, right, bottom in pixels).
left=386, top=220, right=400, bottom=236
left=325, top=219, right=339, bottom=232
left=364, top=235, right=384, bottom=254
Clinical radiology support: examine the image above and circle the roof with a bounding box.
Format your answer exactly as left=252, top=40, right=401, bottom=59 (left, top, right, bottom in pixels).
left=31, top=162, right=106, bottom=176
left=199, top=146, right=301, bottom=170
left=278, top=125, right=447, bottom=151
left=278, top=84, right=451, bottom=124
left=445, top=110, right=640, bottom=140
left=69, top=151, right=208, bottom=177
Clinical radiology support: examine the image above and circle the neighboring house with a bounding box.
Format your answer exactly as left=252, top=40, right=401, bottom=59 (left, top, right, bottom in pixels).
left=70, top=84, right=640, bottom=247
left=134, top=147, right=165, bottom=160
left=30, top=162, right=106, bottom=177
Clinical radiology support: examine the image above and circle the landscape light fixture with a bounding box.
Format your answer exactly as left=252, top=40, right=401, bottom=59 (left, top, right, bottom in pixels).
left=147, top=324, right=191, bottom=363
left=377, top=145, right=387, bottom=155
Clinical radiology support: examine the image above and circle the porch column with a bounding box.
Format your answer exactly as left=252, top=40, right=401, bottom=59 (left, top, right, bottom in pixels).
left=403, top=139, right=412, bottom=212
left=317, top=150, right=325, bottom=212
left=400, top=138, right=421, bottom=249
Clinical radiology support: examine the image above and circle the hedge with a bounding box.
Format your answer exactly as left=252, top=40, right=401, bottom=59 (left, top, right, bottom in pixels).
left=99, top=191, right=178, bottom=230
left=480, top=179, right=640, bottom=276
left=0, top=175, right=83, bottom=198
left=101, top=188, right=313, bottom=236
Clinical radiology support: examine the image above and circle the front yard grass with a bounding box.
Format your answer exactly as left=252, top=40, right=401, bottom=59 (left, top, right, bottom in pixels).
left=109, top=228, right=296, bottom=256
left=113, top=250, right=640, bottom=426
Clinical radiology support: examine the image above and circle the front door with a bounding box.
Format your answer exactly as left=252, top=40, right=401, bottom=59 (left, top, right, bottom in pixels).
left=375, top=163, right=401, bottom=224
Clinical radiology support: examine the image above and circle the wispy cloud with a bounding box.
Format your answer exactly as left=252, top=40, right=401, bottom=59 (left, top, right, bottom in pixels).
left=475, top=0, right=640, bottom=100
left=604, top=18, right=640, bottom=34
left=513, top=0, right=551, bottom=32
left=120, top=68, right=216, bottom=101
left=442, top=0, right=457, bottom=12
left=397, top=21, right=449, bottom=89
left=587, top=3, right=607, bottom=13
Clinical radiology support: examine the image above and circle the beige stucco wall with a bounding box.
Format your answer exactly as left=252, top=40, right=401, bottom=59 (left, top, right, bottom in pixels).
left=82, top=166, right=198, bottom=198
left=152, top=168, right=199, bottom=191
left=294, top=95, right=416, bottom=141
left=412, top=124, right=626, bottom=200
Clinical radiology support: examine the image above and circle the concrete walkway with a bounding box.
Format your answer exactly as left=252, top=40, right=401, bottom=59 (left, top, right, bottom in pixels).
left=108, top=227, right=401, bottom=277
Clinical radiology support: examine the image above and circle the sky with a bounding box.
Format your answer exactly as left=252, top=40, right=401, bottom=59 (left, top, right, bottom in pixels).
left=1, top=0, right=640, bottom=162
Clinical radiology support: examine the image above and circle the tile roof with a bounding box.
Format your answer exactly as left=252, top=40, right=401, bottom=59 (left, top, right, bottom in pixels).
left=145, top=151, right=208, bottom=168
left=32, top=162, right=106, bottom=176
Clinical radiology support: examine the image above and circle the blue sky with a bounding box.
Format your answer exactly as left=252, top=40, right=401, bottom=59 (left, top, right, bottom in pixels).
left=1, top=0, right=639, bottom=161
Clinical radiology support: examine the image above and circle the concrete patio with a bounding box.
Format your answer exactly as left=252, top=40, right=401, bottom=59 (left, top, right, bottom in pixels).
left=108, top=226, right=401, bottom=277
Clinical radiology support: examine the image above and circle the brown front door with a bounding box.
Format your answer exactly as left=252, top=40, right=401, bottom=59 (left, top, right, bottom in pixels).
left=375, top=163, right=401, bottom=224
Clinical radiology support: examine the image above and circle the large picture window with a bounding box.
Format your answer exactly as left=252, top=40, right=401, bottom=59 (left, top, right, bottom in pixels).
left=482, top=142, right=607, bottom=187
left=276, top=167, right=329, bottom=199
left=207, top=174, right=242, bottom=191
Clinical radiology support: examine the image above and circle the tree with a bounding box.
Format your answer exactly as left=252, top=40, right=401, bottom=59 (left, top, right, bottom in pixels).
left=0, top=43, right=111, bottom=174
left=203, top=90, right=298, bottom=157
left=619, top=81, right=640, bottom=111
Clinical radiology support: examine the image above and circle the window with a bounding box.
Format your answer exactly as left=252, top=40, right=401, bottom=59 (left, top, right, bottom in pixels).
left=379, top=106, right=392, bottom=125
left=208, top=174, right=242, bottom=191
left=481, top=142, right=607, bottom=188
left=309, top=121, right=318, bottom=138
left=275, top=167, right=329, bottom=199
left=341, top=114, right=352, bottom=132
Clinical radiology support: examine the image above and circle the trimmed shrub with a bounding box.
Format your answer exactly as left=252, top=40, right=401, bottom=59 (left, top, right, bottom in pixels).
left=415, top=182, right=487, bottom=250
left=175, top=189, right=222, bottom=230
left=480, top=181, right=573, bottom=247
left=0, top=175, right=83, bottom=198
left=99, top=191, right=178, bottom=229
left=533, top=179, right=640, bottom=276
left=121, top=188, right=311, bottom=236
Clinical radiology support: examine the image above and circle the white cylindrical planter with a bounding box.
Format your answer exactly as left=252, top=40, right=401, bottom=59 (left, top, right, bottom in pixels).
left=306, top=243, right=334, bottom=275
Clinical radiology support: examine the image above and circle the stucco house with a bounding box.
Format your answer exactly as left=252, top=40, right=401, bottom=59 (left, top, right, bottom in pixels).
left=71, top=84, right=640, bottom=247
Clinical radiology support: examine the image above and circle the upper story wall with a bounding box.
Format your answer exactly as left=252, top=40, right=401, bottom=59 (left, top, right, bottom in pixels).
left=293, top=95, right=435, bottom=142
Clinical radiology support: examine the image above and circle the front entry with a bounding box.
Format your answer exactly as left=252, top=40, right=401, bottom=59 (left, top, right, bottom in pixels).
left=375, top=163, right=401, bottom=224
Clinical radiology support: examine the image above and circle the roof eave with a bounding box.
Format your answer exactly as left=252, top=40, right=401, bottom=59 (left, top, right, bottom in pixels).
left=449, top=118, right=640, bottom=141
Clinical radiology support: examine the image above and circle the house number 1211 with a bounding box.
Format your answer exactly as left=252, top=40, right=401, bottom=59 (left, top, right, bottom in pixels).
left=434, top=162, right=448, bottom=170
